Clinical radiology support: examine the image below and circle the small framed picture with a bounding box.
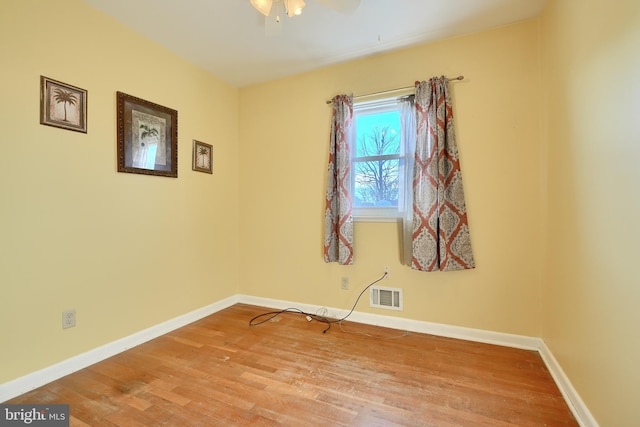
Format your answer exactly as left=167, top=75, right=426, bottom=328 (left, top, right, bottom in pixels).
left=117, top=91, right=178, bottom=178
left=40, top=76, right=87, bottom=133
left=192, top=140, right=213, bottom=174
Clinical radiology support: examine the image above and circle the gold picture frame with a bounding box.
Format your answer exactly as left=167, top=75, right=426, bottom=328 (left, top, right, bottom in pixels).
left=116, top=92, right=178, bottom=178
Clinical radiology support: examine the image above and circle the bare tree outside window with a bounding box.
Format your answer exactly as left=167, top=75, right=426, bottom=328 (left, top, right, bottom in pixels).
left=353, top=122, right=401, bottom=207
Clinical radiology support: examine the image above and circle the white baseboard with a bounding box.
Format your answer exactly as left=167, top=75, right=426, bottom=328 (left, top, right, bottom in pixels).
left=239, top=294, right=598, bottom=427
left=537, top=341, right=600, bottom=427
left=239, top=294, right=543, bottom=349
left=1, top=294, right=598, bottom=427
left=0, top=295, right=239, bottom=403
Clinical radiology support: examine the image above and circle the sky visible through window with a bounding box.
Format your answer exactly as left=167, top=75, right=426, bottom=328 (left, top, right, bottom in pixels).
left=353, top=108, right=402, bottom=209
left=355, top=111, right=401, bottom=156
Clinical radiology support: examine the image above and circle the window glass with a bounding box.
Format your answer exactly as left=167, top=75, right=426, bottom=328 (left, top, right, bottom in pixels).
left=352, top=100, right=407, bottom=221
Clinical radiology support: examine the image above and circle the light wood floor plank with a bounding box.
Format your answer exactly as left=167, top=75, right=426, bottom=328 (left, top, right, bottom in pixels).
left=8, top=304, right=578, bottom=426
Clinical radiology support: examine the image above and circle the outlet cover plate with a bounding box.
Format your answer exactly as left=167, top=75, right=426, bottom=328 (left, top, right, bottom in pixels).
left=63, top=309, right=76, bottom=329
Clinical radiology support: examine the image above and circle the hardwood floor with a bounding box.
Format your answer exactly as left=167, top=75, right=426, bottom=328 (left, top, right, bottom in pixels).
left=8, top=304, right=578, bottom=426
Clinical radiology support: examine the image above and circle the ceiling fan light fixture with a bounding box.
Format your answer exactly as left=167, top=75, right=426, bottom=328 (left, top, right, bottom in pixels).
left=250, top=0, right=273, bottom=16
left=285, top=0, right=305, bottom=17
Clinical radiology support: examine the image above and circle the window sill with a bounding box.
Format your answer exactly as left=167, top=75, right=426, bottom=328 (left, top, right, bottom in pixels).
left=353, top=216, right=400, bottom=223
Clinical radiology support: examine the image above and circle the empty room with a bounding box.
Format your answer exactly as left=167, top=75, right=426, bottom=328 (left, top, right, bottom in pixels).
left=1, top=0, right=638, bottom=426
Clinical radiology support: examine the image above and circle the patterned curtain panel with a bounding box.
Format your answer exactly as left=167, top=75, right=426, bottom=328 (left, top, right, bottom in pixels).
left=412, top=77, right=474, bottom=271
left=323, top=95, right=354, bottom=265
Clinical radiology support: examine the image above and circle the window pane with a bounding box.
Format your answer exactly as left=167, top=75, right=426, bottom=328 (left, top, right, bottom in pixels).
left=355, top=111, right=401, bottom=157
left=352, top=99, right=407, bottom=220
left=353, top=159, right=399, bottom=207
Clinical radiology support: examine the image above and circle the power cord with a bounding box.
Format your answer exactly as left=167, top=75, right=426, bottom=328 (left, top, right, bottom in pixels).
left=249, top=272, right=388, bottom=334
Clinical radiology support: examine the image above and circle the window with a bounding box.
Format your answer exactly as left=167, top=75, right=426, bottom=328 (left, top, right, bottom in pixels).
left=352, top=97, right=412, bottom=221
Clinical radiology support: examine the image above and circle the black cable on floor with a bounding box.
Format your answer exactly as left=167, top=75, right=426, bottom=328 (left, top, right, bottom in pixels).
left=248, top=272, right=388, bottom=334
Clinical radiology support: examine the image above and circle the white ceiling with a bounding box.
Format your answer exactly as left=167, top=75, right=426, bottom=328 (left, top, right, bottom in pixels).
left=82, top=0, right=546, bottom=88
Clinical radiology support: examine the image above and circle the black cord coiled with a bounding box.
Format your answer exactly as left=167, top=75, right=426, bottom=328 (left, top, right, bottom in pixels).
left=248, top=272, right=388, bottom=334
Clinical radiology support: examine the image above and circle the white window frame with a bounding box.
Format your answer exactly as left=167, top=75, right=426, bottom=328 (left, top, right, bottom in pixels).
left=351, top=97, right=410, bottom=222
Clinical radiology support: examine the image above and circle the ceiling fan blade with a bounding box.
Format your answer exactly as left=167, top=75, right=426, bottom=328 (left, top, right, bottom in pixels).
left=314, top=0, right=360, bottom=14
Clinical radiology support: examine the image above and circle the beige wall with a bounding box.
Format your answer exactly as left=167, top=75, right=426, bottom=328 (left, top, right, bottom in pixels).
left=4, top=0, right=638, bottom=423
left=239, top=20, right=543, bottom=337
left=540, top=0, right=640, bottom=425
left=0, top=0, right=240, bottom=383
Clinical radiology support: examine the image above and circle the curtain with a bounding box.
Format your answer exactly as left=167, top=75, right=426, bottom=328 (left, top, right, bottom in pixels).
left=410, top=77, right=474, bottom=271
left=323, top=94, right=354, bottom=265
left=399, top=96, right=416, bottom=266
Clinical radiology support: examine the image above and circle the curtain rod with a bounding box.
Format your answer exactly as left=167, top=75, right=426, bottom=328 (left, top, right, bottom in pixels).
left=325, top=75, right=464, bottom=104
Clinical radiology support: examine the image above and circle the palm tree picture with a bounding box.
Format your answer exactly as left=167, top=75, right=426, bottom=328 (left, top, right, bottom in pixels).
left=117, top=92, right=177, bottom=177
left=192, top=140, right=213, bottom=173
left=197, top=145, right=210, bottom=168
left=40, top=76, right=87, bottom=133
left=52, top=88, right=78, bottom=122
left=133, top=123, right=161, bottom=169
left=139, top=124, right=159, bottom=147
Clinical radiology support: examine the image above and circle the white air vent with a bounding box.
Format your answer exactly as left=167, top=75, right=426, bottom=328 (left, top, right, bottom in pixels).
left=370, top=286, right=403, bottom=311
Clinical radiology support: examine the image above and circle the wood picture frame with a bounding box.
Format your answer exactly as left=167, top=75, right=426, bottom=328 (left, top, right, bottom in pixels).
left=40, top=76, right=87, bottom=133
left=192, top=140, right=213, bottom=174
left=116, top=92, right=178, bottom=178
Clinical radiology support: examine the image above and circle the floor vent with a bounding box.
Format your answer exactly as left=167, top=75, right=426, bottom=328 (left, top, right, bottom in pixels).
left=370, top=286, right=403, bottom=311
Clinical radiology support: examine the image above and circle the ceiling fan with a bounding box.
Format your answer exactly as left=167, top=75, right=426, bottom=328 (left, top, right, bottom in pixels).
left=250, top=0, right=361, bottom=33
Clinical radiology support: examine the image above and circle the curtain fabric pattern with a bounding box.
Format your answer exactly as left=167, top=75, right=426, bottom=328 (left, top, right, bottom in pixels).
left=411, top=77, right=474, bottom=271
left=323, top=95, right=354, bottom=265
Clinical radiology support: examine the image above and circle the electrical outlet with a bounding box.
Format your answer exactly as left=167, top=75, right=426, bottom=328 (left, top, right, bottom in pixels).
left=384, top=266, right=390, bottom=279
left=341, top=277, right=349, bottom=290
left=62, top=309, right=76, bottom=329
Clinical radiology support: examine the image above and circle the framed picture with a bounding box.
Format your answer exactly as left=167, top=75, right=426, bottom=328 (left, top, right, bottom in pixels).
left=40, top=76, right=87, bottom=133
left=117, top=92, right=178, bottom=178
left=192, top=140, right=213, bottom=174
